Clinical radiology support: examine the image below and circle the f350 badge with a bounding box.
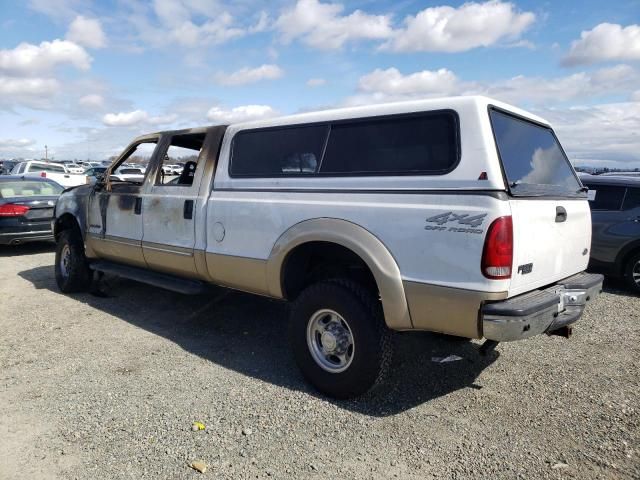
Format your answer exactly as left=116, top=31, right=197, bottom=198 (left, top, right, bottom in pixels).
left=425, top=212, right=487, bottom=234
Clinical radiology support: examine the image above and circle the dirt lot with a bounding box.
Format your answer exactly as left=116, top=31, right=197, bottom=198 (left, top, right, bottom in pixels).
left=1, top=243, right=638, bottom=479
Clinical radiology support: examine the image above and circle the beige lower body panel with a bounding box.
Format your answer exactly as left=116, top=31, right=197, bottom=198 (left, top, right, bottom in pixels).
left=142, top=241, right=199, bottom=278
left=205, top=252, right=271, bottom=297
left=86, top=234, right=146, bottom=268
left=403, top=281, right=507, bottom=338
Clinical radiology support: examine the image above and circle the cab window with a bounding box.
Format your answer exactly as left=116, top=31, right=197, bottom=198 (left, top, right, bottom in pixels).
left=156, top=133, right=205, bottom=186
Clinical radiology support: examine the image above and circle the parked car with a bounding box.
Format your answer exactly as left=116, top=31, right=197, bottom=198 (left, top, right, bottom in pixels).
left=0, top=176, right=63, bottom=245
left=110, top=167, right=145, bottom=183
left=0, top=160, right=20, bottom=175
left=65, top=163, right=85, bottom=174
left=52, top=96, right=603, bottom=398
left=582, top=175, right=640, bottom=292
left=600, top=172, right=640, bottom=177
left=162, top=164, right=183, bottom=175
left=11, top=161, right=87, bottom=188
left=84, top=166, right=107, bottom=185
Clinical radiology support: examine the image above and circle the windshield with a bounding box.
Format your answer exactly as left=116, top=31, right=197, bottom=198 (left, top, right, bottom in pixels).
left=0, top=181, right=63, bottom=197
left=490, top=109, right=583, bottom=197
left=119, top=168, right=142, bottom=174
left=29, top=163, right=66, bottom=173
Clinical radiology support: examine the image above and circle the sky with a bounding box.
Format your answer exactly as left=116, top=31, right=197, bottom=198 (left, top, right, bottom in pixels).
left=0, top=0, right=638, bottom=168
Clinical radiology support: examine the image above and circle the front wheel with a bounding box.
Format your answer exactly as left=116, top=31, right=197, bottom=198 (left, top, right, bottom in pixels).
left=624, top=252, right=640, bottom=294
left=55, top=229, right=92, bottom=293
left=289, top=280, right=393, bottom=399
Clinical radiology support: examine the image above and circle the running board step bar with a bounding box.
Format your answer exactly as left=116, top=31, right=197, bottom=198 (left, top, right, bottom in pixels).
left=89, top=261, right=208, bottom=295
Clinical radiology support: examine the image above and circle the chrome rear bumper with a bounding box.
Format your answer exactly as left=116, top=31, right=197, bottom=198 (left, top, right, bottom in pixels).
left=481, top=272, right=603, bottom=342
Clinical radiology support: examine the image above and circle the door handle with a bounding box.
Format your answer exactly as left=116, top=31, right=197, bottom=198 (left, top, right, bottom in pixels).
left=183, top=199, right=194, bottom=220
left=134, top=197, right=142, bottom=215
left=555, top=206, right=567, bottom=223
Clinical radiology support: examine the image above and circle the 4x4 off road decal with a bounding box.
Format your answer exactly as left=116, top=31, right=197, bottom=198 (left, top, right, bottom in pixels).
left=425, top=212, right=487, bottom=234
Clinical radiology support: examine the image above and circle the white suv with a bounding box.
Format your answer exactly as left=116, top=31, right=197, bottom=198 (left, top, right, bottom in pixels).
left=53, top=96, right=603, bottom=398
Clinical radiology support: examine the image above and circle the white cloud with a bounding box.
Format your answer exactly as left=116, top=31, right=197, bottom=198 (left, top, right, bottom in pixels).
left=214, top=64, right=284, bottom=86
left=383, top=0, right=535, bottom=52
left=348, top=64, right=640, bottom=106
left=357, top=68, right=461, bottom=98
left=102, top=109, right=179, bottom=127
left=0, top=76, right=59, bottom=109
left=0, top=76, right=59, bottom=96
left=542, top=102, right=640, bottom=167
left=276, top=0, right=393, bottom=50
left=78, top=94, right=105, bottom=108
left=306, top=78, right=326, bottom=87
left=103, top=110, right=149, bottom=127
left=66, top=16, right=107, bottom=49
left=0, top=138, right=37, bottom=148
left=130, top=1, right=246, bottom=48
left=27, top=0, right=81, bottom=20
left=249, top=11, right=270, bottom=33
left=0, top=137, right=39, bottom=158
left=563, top=23, right=640, bottom=66
left=206, top=105, right=278, bottom=123
left=168, top=14, right=244, bottom=47
left=0, top=39, right=91, bottom=76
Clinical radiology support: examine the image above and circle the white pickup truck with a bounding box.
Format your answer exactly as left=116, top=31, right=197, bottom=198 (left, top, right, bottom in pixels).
left=11, top=160, right=87, bottom=188
left=52, top=96, right=603, bottom=398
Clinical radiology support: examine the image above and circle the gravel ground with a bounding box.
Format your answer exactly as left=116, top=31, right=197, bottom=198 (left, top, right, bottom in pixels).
left=1, top=243, right=638, bottom=479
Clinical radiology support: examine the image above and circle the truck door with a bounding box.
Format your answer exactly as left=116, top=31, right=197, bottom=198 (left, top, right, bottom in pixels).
left=86, top=139, right=159, bottom=268
left=141, top=132, right=208, bottom=277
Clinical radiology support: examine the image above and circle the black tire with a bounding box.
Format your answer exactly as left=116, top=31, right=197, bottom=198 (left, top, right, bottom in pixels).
left=624, top=252, right=640, bottom=294
left=55, top=229, right=92, bottom=293
left=289, top=279, right=393, bottom=399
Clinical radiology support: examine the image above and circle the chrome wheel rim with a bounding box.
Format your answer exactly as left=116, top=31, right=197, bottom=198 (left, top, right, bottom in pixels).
left=633, top=260, right=640, bottom=286
left=59, top=244, right=71, bottom=279
left=307, top=309, right=354, bottom=373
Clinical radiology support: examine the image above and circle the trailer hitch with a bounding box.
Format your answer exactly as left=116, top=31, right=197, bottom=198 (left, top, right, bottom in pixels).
left=479, top=339, right=499, bottom=356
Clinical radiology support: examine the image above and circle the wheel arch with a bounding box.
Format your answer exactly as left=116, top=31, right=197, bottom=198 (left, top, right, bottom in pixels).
left=266, top=218, right=412, bottom=330
left=54, top=193, right=89, bottom=240
left=53, top=212, right=82, bottom=239
left=615, top=239, right=640, bottom=277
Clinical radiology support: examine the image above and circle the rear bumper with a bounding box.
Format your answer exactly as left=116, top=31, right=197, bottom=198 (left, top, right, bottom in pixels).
left=481, top=272, right=603, bottom=341
left=0, top=228, right=54, bottom=245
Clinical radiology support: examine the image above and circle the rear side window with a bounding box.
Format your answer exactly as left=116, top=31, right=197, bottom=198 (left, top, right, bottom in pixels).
left=490, top=109, right=582, bottom=197
left=320, top=112, right=458, bottom=175
left=29, top=163, right=66, bottom=173
left=586, top=185, right=626, bottom=211
left=229, top=111, right=459, bottom=177
left=231, top=125, right=327, bottom=177
left=0, top=181, right=63, bottom=197
left=622, top=187, right=640, bottom=210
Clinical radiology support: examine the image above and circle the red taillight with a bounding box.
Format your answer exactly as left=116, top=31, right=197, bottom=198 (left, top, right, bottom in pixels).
left=481, top=216, right=513, bottom=279
left=0, top=204, right=31, bottom=217
left=40, top=171, right=47, bottom=178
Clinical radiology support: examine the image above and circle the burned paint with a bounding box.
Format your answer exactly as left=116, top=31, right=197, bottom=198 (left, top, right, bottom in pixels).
left=54, top=184, right=92, bottom=239
left=117, top=194, right=137, bottom=211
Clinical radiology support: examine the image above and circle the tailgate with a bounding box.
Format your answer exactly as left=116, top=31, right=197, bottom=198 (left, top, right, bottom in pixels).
left=509, top=199, right=591, bottom=296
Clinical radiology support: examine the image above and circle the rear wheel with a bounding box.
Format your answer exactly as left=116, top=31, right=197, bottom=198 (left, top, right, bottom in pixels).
left=289, top=280, right=393, bottom=399
left=55, top=229, right=92, bottom=293
left=624, top=252, right=640, bottom=294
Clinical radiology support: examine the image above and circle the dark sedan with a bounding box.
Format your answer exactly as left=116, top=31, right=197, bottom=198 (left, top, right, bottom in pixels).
left=0, top=176, right=64, bottom=245
left=582, top=175, right=640, bottom=292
